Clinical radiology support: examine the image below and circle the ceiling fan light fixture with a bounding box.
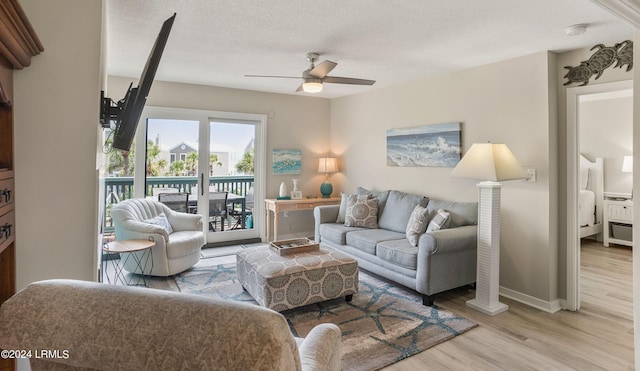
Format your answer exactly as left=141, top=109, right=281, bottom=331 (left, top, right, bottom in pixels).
left=302, top=78, right=323, bottom=93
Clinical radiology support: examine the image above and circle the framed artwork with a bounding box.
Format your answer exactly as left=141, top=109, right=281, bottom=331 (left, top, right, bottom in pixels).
left=386, top=122, right=461, bottom=167
left=291, top=191, right=303, bottom=199
left=272, top=149, right=302, bottom=174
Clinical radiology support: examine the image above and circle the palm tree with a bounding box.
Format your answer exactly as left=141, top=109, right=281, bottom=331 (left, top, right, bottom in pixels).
left=236, top=151, right=254, bottom=174
left=186, top=152, right=198, bottom=176
left=169, top=160, right=185, bottom=176
left=209, top=153, right=222, bottom=175
left=146, top=140, right=162, bottom=176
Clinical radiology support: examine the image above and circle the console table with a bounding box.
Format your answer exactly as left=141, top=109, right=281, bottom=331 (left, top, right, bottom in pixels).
left=265, top=197, right=341, bottom=241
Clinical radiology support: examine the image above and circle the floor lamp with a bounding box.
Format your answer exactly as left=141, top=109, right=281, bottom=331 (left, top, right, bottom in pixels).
left=451, top=143, right=528, bottom=316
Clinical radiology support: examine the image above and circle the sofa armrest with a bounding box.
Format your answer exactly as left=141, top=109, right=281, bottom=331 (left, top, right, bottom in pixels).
left=298, top=323, right=341, bottom=371
left=418, top=225, right=477, bottom=255
left=314, top=205, right=340, bottom=242
left=166, top=210, right=203, bottom=232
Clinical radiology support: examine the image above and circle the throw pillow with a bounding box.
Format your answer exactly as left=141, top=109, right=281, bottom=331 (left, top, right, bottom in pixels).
left=144, top=213, right=173, bottom=234
left=406, top=205, right=429, bottom=246
left=344, top=194, right=379, bottom=228
left=426, top=209, right=450, bottom=233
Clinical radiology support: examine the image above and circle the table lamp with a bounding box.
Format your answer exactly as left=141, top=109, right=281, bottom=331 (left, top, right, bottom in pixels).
left=318, top=157, right=338, bottom=198
left=450, top=142, right=528, bottom=315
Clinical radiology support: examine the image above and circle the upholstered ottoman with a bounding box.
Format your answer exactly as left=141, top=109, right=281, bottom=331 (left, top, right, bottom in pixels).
left=236, top=245, right=358, bottom=311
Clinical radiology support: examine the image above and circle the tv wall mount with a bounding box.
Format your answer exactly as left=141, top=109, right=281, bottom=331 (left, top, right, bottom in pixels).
left=100, top=84, right=135, bottom=129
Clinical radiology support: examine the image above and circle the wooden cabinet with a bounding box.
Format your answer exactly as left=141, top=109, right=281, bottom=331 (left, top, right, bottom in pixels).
left=0, top=2, right=42, bottom=370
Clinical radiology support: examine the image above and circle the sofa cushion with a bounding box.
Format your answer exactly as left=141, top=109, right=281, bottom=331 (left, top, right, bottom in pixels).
left=319, top=223, right=363, bottom=245
left=378, top=190, right=429, bottom=233
left=344, top=195, right=378, bottom=228
left=427, top=199, right=478, bottom=227
left=144, top=213, right=173, bottom=234
left=336, top=187, right=390, bottom=223
left=346, top=229, right=406, bottom=255
left=376, top=239, right=418, bottom=270
left=426, top=209, right=451, bottom=232
left=406, top=205, right=429, bottom=247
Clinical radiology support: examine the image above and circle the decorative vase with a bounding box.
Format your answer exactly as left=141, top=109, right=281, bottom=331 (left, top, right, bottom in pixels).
left=279, top=182, right=288, bottom=197
left=292, top=179, right=299, bottom=192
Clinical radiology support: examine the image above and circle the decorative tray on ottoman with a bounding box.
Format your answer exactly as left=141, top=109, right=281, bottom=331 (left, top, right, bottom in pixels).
left=269, top=238, right=319, bottom=256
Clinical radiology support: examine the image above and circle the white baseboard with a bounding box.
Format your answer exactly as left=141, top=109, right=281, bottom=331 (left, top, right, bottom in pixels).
left=499, top=286, right=562, bottom=313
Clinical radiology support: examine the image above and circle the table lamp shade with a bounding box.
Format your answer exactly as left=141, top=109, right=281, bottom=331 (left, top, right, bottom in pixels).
left=622, top=155, right=633, bottom=173
left=318, top=157, right=338, bottom=198
left=451, top=143, right=528, bottom=182
left=318, top=157, right=338, bottom=173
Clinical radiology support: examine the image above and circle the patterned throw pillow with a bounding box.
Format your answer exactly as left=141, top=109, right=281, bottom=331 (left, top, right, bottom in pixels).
left=144, top=212, right=173, bottom=234
left=344, top=194, right=379, bottom=228
left=426, top=209, right=450, bottom=233
left=406, top=205, right=429, bottom=246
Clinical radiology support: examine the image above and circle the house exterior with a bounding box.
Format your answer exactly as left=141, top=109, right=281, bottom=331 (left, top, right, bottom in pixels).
left=9, top=0, right=640, bottom=361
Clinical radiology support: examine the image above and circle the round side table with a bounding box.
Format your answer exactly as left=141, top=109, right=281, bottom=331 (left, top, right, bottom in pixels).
left=102, top=239, right=154, bottom=287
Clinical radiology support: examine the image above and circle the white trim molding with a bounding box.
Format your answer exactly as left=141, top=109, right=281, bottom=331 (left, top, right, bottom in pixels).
left=500, top=287, right=562, bottom=313
left=590, top=0, right=640, bottom=28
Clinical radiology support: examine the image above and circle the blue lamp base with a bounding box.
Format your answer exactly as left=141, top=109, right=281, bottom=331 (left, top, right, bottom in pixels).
left=320, top=182, right=333, bottom=198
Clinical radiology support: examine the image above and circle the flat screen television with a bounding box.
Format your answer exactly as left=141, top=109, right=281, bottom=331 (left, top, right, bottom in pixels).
left=100, top=13, right=176, bottom=152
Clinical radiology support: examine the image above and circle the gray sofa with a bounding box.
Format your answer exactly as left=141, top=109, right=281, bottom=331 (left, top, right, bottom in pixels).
left=314, top=188, right=477, bottom=306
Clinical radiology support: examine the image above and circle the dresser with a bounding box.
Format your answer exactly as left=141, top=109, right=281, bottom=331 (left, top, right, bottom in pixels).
left=0, top=2, right=43, bottom=370
left=603, top=198, right=633, bottom=247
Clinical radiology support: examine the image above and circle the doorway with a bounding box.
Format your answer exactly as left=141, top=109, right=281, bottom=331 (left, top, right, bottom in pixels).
left=566, top=79, right=633, bottom=310
left=134, top=107, right=266, bottom=245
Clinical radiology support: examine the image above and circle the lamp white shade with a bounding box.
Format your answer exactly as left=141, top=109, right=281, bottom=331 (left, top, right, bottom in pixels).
left=451, top=143, right=528, bottom=182
left=318, top=157, right=338, bottom=173
left=622, top=155, right=633, bottom=173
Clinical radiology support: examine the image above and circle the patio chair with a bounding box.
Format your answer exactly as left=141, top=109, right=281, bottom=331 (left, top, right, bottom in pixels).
left=158, top=192, right=189, bottom=213
left=209, top=191, right=228, bottom=231
left=229, top=186, right=254, bottom=230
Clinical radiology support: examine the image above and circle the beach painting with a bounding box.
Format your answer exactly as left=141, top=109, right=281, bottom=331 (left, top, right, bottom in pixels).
left=387, top=122, right=461, bottom=167
left=272, top=149, right=302, bottom=174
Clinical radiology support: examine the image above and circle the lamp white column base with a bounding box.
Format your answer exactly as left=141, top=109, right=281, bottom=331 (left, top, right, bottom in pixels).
left=466, top=181, right=509, bottom=316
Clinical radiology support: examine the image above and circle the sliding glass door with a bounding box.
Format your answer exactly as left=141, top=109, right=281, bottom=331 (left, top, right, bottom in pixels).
left=135, top=107, right=266, bottom=245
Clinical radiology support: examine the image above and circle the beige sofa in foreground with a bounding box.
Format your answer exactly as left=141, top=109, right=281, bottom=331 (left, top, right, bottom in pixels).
left=0, top=279, right=341, bottom=371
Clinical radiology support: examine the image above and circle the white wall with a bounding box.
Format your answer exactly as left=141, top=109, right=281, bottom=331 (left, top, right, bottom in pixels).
left=331, top=52, right=557, bottom=304
left=580, top=95, right=633, bottom=195
left=13, top=0, right=103, bottom=289
left=107, top=76, right=331, bottom=238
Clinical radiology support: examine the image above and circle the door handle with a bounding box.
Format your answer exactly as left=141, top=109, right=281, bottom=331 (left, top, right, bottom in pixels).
left=200, top=173, right=204, bottom=196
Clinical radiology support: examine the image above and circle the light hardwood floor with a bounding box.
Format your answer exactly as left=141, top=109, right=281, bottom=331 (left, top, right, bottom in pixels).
left=384, top=239, right=633, bottom=370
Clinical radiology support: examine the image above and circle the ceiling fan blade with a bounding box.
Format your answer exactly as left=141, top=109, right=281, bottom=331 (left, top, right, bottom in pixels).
left=323, top=76, right=376, bottom=85
left=244, top=74, right=301, bottom=79
left=309, top=60, right=337, bottom=78
left=295, top=83, right=304, bottom=92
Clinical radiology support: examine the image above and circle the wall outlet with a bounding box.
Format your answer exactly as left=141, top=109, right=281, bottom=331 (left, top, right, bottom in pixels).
left=525, top=168, right=536, bottom=182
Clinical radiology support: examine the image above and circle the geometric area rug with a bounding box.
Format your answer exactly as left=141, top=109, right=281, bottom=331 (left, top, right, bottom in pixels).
left=175, top=260, right=478, bottom=371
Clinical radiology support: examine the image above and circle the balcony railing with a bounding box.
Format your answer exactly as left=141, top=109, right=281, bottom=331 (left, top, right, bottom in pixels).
left=104, top=175, right=254, bottom=231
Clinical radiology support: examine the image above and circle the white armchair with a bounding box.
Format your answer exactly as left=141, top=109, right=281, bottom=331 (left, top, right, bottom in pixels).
left=110, top=198, right=204, bottom=276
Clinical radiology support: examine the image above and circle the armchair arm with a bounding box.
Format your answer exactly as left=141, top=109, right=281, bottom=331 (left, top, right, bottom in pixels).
left=166, top=210, right=203, bottom=232
left=298, top=323, right=342, bottom=371
left=116, top=219, right=170, bottom=241
left=314, top=205, right=340, bottom=242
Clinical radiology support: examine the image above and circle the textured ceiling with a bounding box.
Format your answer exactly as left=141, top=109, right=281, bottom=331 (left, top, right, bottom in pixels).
left=106, top=0, right=634, bottom=99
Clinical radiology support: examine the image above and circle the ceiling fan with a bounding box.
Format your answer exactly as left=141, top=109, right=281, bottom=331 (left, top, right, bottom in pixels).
left=245, top=53, right=375, bottom=93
